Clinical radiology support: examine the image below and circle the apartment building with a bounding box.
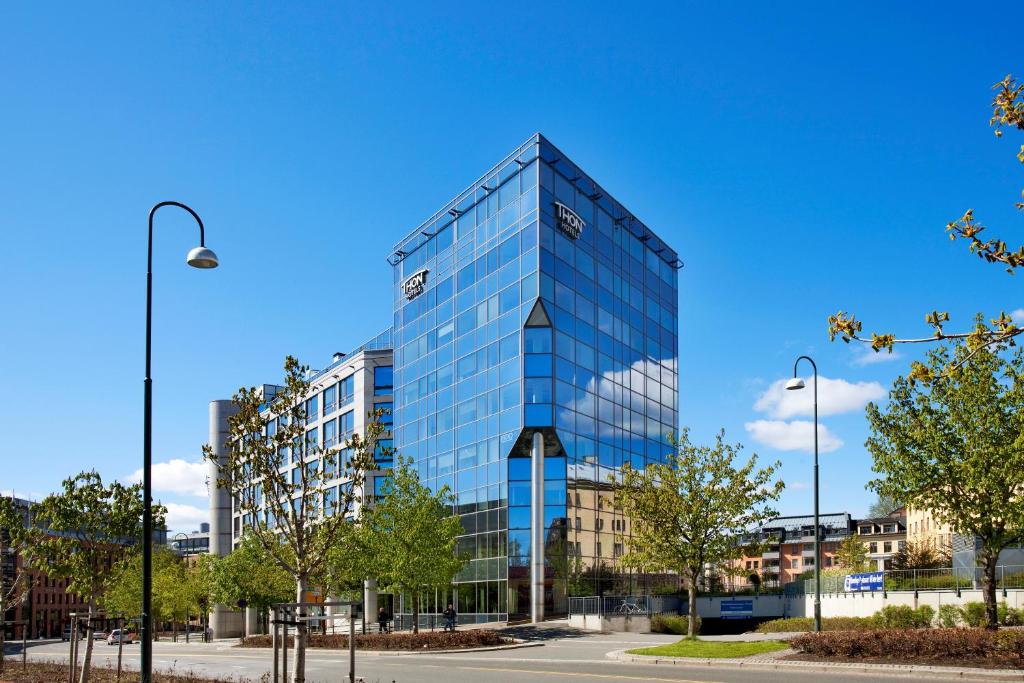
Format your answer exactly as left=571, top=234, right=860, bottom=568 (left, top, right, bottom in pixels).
left=730, top=513, right=853, bottom=589
left=854, top=510, right=906, bottom=571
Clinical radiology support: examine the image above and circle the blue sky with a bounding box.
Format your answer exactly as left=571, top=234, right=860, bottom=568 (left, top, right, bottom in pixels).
left=1, top=3, right=1020, bottom=533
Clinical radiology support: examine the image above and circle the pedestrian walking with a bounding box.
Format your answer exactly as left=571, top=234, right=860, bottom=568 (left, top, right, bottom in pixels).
left=378, top=606, right=389, bottom=634
left=442, top=604, right=456, bottom=632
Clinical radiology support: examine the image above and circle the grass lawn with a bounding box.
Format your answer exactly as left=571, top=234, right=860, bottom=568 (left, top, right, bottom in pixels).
left=628, top=638, right=789, bottom=659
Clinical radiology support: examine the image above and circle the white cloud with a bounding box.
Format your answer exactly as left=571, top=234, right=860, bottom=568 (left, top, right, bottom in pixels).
left=753, top=375, right=884, bottom=419
left=789, top=481, right=810, bottom=490
left=850, top=345, right=902, bottom=367
left=1012, top=309, right=1024, bottom=324
left=162, top=502, right=208, bottom=535
left=126, top=459, right=209, bottom=498
left=744, top=419, right=843, bottom=454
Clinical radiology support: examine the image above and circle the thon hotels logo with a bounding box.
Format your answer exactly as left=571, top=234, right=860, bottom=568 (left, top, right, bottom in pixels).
left=554, top=202, right=584, bottom=240
left=402, top=269, right=428, bottom=300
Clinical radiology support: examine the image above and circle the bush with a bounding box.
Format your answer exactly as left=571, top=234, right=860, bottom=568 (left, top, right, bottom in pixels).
left=651, top=614, right=700, bottom=635
left=790, top=628, right=1024, bottom=666
left=960, top=602, right=988, bottom=628
left=239, top=629, right=510, bottom=650
left=938, top=604, right=960, bottom=628
left=1002, top=604, right=1023, bottom=627
left=756, top=616, right=877, bottom=633
left=872, top=605, right=933, bottom=629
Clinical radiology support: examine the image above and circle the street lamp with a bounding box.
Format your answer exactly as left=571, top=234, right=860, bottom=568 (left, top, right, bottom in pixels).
left=143, top=201, right=218, bottom=683
left=786, top=355, right=821, bottom=633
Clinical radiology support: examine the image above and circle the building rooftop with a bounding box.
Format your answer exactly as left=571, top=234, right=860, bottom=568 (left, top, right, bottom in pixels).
left=389, top=133, right=681, bottom=271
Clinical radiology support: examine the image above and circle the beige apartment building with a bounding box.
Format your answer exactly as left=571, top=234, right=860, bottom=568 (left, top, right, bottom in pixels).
left=854, top=510, right=906, bottom=570
left=906, top=506, right=953, bottom=554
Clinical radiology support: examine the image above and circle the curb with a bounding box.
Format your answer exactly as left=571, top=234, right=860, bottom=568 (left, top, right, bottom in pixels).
left=356, top=640, right=544, bottom=656
left=606, top=649, right=1024, bottom=681
left=234, top=639, right=543, bottom=657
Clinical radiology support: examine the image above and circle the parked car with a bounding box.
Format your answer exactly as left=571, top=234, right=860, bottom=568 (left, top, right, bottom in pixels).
left=106, top=629, right=134, bottom=645
left=61, top=628, right=83, bottom=641
left=92, top=630, right=108, bottom=640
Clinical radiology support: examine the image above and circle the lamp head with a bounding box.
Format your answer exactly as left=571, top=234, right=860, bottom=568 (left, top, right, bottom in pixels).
left=785, top=377, right=806, bottom=391
left=186, top=246, right=219, bottom=269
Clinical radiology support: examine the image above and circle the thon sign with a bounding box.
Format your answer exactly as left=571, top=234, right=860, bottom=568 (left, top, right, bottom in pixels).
left=554, top=202, right=584, bottom=240
left=720, top=599, right=753, bottom=619
left=402, top=269, right=428, bottom=300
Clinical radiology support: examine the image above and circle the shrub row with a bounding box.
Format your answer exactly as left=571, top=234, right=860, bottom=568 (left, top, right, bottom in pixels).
left=939, top=601, right=1024, bottom=627
left=650, top=614, right=701, bottom=635
left=790, top=628, right=1024, bottom=666
left=756, top=606, right=934, bottom=633
left=0, top=662, right=254, bottom=682
left=239, top=629, right=509, bottom=650
left=756, top=616, right=877, bottom=633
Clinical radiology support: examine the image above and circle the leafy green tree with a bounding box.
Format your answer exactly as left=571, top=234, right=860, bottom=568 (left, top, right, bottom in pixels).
left=865, top=338, right=1024, bottom=628
left=867, top=493, right=901, bottom=518
left=104, top=546, right=179, bottom=630
left=834, top=535, right=870, bottom=573
left=322, top=520, right=371, bottom=601
left=0, top=499, right=32, bottom=675
left=204, top=356, right=382, bottom=682
left=890, top=540, right=950, bottom=571
left=205, top=533, right=294, bottom=615
left=829, top=75, right=1024, bottom=370
left=357, top=455, right=466, bottom=633
left=613, top=429, right=784, bottom=638
left=1, top=472, right=155, bottom=683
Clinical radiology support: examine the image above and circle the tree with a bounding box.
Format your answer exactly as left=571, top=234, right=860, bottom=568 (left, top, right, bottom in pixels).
left=828, top=75, right=1024, bottom=374
left=104, top=546, right=182, bottom=634
left=613, top=429, right=784, bottom=638
left=865, top=338, right=1024, bottom=628
left=834, top=535, right=870, bottom=573
left=2, top=472, right=154, bottom=683
left=0, top=499, right=33, bottom=675
left=357, top=455, right=466, bottom=633
left=205, top=533, right=294, bottom=617
left=867, top=493, right=901, bottom=518
left=204, top=356, right=381, bottom=683
left=891, top=540, right=950, bottom=571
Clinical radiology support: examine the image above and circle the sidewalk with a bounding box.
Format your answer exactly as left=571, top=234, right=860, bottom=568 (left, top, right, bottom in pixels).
left=607, top=647, right=1024, bottom=681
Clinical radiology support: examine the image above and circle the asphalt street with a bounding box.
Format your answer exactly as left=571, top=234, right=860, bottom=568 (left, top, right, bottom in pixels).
left=5, top=630, right=998, bottom=683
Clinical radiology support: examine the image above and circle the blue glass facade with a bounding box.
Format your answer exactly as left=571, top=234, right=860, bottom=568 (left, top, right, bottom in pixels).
left=391, top=134, right=679, bottom=621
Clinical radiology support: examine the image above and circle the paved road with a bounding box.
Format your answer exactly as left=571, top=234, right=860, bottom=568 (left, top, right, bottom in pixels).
left=4, top=631, right=992, bottom=683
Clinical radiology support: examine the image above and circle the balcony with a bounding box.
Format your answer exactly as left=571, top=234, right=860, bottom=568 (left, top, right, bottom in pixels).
left=762, top=565, right=780, bottom=574
left=762, top=550, right=780, bottom=560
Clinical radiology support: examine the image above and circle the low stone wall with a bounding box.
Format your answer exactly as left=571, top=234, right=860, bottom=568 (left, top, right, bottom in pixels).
left=568, top=614, right=651, bottom=632
left=785, top=588, right=1024, bottom=619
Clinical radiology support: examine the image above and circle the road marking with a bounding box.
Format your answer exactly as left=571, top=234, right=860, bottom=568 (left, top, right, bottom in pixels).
left=453, top=665, right=718, bottom=682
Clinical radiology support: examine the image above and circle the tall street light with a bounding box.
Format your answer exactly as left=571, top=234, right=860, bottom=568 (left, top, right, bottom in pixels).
left=785, top=355, right=821, bottom=633
left=144, top=201, right=219, bottom=683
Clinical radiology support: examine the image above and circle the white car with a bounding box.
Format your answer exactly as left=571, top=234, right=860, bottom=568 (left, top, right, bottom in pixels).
left=106, top=630, right=134, bottom=645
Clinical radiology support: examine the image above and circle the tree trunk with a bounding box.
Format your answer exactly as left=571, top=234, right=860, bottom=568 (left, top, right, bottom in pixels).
left=79, top=603, right=95, bottom=683
left=116, top=618, right=124, bottom=682
left=687, top=582, right=698, bottom=639
left=981, top=549, right=1000, bottom=630
left=412, top=591, right=419, bottom=635
left=292, top=576, right=308, bottom=683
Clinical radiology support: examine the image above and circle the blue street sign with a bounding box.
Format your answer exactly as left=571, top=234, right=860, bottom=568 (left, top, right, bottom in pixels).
left=720, top=599, right=754, bottom=619
left=843, top=571, right=884, bottom=592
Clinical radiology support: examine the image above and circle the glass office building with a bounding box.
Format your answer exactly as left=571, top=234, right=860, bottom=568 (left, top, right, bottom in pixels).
left=390, top=134, right=680, bottom=623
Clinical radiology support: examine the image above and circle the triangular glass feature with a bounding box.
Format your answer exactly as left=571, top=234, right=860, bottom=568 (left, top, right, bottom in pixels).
left=524, top=299, right=551, bottom=328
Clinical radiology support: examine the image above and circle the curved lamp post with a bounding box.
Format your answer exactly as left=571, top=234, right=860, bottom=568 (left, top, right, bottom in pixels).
left=785, top=355, right=821, bottom=633
left=143, top=202, right=218, bottom=682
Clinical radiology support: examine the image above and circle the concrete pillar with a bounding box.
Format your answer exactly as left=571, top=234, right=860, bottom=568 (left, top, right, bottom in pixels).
left=530, top=431, right=545, bottom=624
left=364, top=578, right=378, bottom=630
left=244, top=607, right=258, bottom=637
left=208, top=399, right=240, bottom=639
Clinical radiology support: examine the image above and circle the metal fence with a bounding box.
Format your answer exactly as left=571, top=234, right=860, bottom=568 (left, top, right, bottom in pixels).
left=788, top=565, right=1024, bottom=594
left=568, top=595, right=682, bottom=616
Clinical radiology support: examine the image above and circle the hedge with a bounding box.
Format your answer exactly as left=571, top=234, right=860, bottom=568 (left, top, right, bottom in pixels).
left=650, top=614, right=701, bottom=635
left=791, top=628, right=1024, bottom=666
left=239, top=629, right=509, bottom=650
